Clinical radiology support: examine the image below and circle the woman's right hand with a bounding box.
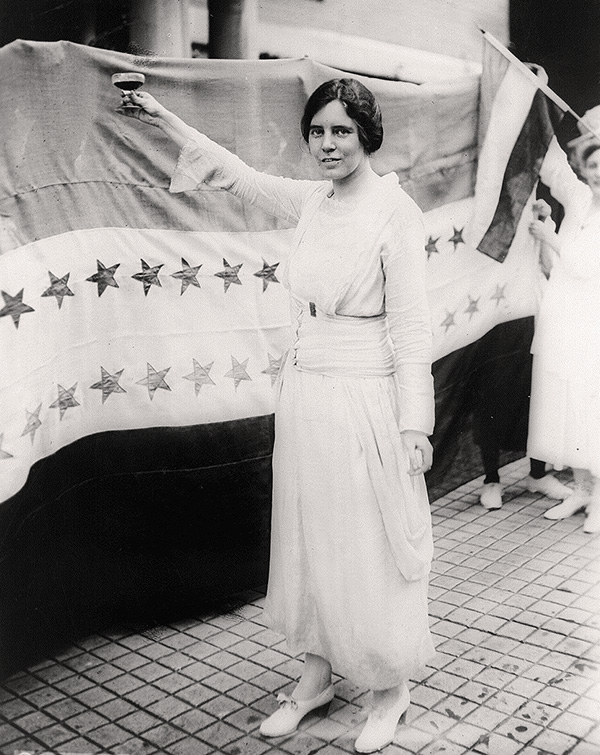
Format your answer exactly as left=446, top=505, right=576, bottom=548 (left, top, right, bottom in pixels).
left=117, top=90, right=167, bottom=126
left=529, top=217, right=558, bottom=245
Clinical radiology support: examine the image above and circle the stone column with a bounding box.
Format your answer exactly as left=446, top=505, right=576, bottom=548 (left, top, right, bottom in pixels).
left=129, top=0, right=192, bottom=57
left=207, top=0, right=257, bottom=59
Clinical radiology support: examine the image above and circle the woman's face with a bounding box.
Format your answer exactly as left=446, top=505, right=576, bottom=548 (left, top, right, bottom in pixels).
left=307, top=99, right=369, bottom=182
left=582, top=147, right=600, bottom=198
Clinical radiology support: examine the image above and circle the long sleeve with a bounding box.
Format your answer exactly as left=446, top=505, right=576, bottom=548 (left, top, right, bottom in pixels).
left=381, top=197, right=435, bottom=435
left=540, top=136, right=583, bottom=209
left=169, top=127, right=320, bottom=225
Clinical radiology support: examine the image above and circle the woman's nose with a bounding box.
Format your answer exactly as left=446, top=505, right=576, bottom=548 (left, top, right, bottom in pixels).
left=322, top=132, right=335, bottom=150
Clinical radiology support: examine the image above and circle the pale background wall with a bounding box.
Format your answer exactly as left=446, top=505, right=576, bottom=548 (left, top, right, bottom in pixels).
left=258, top=0, right=508, bottom=62
left=189, top=0, right=509, bottom=63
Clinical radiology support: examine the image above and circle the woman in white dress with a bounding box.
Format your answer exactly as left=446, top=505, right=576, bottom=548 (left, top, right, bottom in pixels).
left=119, top=78, right=435, bottom=752
left=528, top=130, right=600, bottom=534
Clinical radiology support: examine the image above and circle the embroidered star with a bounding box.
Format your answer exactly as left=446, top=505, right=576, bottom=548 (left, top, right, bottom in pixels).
left=215, top=258, right=243, bottom=293
left=0, top=289, right=35, bottom=329
left=0, top=433, right=13, bottom=460
left=449, top=227, right=465, bottom=251
left=254, top=259, right=280, bottom=291
left=90, top=367, right=126, bottom=403
left=171, top=257, right=202, bottom=295
left=491, top=283, right=507, bottom=307
left=183, top=359, right=215, bottom=396
left=425, top=236, right=440, bottom=259
left=41, top=271, right=74, bottom=309
left=262, top=353, right=284, bottom=385
left=132, top=259, right=163, bottom=296
left=136, top=363, right=171, bottom=400
left=22, top=404, right=43, bottom=443
left=465, top=295, right=480, bottom=320
left=49, top=384, right=80, bottom=420
left=87, top=259, right=120, bottom=296
left=441, top=310, right=456, bottom=333
left=225, top=356, right=251, bottom=389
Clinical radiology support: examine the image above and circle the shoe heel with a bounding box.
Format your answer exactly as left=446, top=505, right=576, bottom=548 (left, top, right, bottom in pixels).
left=313, top=700, right=333, bottom=717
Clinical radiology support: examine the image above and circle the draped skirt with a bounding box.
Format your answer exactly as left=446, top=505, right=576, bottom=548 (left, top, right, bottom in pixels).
left=262, top=309, right=435, bottom=689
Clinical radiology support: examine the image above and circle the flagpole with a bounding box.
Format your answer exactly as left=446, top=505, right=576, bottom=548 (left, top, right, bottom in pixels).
left=480, top=28, right=600, bottom=143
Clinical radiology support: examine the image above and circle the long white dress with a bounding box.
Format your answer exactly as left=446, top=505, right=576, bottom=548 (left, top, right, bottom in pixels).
left=170, top=128, right=436, bottom=690
left=528, top=138, right=600, bottom=478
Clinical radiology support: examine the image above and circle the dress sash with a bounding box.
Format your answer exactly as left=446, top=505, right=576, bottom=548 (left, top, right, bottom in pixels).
left=290, top=301, right=395, bottom=378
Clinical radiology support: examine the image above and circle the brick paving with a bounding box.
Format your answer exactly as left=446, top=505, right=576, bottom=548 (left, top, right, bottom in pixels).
left=0, top=458, right=599, bottom=755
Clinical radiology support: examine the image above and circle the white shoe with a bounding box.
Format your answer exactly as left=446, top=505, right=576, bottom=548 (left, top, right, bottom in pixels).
left=544, top=490, right=590, bottom=520
left=584, top=497, right=600, bottom=534
left=525, top=475, right=571, bottom=500
left=480, top=482, right=503, bottom=510
left=259, top=683, right=335, bottom=737
left=355, top=684, right=410, bottom=753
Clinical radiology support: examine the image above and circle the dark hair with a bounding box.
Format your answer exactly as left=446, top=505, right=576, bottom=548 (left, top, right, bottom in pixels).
left=300, top=78, right=383, bottom=155
left=582, top=142, right=600, bottom=165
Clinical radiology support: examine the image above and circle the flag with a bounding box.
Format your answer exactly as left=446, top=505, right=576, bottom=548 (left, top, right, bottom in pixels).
left=471, top=31, right=564, bottom=262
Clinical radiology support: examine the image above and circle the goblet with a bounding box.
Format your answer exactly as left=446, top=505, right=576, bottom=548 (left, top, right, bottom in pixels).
left=112, top=72, right=145, bottom=110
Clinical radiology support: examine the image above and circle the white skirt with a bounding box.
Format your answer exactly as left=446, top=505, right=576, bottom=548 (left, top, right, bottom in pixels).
left=262, top=313, right=435, bottom=690
left=528, top=358, right=600, bottom=477
left=528, top=273, right=600, bottom=477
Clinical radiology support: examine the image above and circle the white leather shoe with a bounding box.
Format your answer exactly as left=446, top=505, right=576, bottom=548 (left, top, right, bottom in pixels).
left=544, top=490, right=590, bottom=520
left=584, top=497, right=600, bottom=533
left=259, top=683, right=335, bottom=737
left=354, top=684, right=410, bottom=753
left=480, top=482, right=503, bottom=510
left=525, top=474, right=571, bottom=499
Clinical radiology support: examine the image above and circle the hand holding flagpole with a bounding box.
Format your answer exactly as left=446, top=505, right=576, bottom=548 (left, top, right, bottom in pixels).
left=531, top=199, right=554, bottom=277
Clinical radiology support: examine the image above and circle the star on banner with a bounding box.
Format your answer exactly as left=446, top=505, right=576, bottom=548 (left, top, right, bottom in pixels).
left=426, top=237, right=440, bottom=259
left=0, top=433, right=13, bottom=460
left=137, top=363, right=171, bottom=400
left=0, top=289, right=35, bottom=329
left=183, top=359, right=215, bottom=396
left=49, top=384, right=80, bottom=420
left=225, top=356, right=251, bottom=389
left=449, top=227, right=465, bottom=251
left=465, top=295, right=480, bottom=320
left=254, top=259, right=280, bottom=291
left=21, top=404, right=42, bottom=444
left=87, top=260, right=120, bottom=296
left=132, top=259, right=163, bottom=296
left=491, top=283, right=507, bottom=307
left=262, top=353, right=284, bottom=385
left=171, top=258, right=202, bottom=295
left=90, top=367, right=126, bottom=403
left=441, top=310, right=456, bottom=333
left=215, top=258, right=243, bottom=293
left=41, top=271, right=74, bottom=309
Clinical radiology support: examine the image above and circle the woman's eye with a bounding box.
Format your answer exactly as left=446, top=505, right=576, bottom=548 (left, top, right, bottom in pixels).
left=334, top=128, right=350, bottom=136
left=309, top=128, right=323, bottom=138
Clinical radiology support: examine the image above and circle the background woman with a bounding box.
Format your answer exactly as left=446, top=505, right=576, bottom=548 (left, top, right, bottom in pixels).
left=528, top=113, right=600, bottom=534
left=119, top=78, right=436, bottom=752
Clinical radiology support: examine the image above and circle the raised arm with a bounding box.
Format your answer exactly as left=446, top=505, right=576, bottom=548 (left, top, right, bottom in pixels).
left=118, top=91, right=198, bottom=148
left=540, top=136, right=584, bottom=209
left=119, top=91, right=319, bottom=225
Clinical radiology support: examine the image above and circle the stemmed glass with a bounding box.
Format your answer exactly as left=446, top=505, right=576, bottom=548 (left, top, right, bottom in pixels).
left=112, top=72, right=146, bottom=110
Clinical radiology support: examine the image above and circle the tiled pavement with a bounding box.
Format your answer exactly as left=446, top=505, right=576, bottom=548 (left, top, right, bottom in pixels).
left=1, top=457, right=599, bottom=755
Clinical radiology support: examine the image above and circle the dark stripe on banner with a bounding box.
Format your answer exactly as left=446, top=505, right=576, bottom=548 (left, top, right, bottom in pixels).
left=0, top=415, right=274, bottom=679
left=427, top=315, right=535, bottom=499
left=478, top=89, right=563, bottom=262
